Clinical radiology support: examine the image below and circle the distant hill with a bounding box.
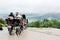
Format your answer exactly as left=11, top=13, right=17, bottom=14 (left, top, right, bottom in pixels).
left=0, top=13, right=60, bottom=22
left=26, top=13, right=60, bottom=20
left=39, top=13, right=60, bottom=20
left=0, top=14, right=8, bottom=19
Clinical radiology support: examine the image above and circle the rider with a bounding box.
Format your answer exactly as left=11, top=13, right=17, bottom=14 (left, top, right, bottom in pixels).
left=6, top=12, right=15, bottom=32
left=15, top=12, right=23, bottom=35
left=15, top=12, right=22, bottom=19
left=15, top=12, right=22, bottom=27
left=9, top=12, right=15, bottom=18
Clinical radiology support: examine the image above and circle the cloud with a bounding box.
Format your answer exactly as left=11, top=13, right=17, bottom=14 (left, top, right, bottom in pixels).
left=0, top=0, right=60, bottom=14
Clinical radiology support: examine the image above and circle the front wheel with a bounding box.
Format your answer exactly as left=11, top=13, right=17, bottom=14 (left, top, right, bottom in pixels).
left=16, top=27, right=21, bottom=36
left=8, top=28, right=12, bottom=35
left=7, top=26, right=12, bottom=35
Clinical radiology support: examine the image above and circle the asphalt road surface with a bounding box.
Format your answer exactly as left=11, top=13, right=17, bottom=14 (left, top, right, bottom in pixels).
left=0, top=27, right=60, bottom=40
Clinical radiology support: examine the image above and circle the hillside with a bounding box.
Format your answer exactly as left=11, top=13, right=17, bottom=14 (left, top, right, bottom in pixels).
left=0, top=13, right=60, bottom=22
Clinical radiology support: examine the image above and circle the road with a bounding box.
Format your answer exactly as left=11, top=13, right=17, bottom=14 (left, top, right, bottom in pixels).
left=0, top=27, right=60, bottom=40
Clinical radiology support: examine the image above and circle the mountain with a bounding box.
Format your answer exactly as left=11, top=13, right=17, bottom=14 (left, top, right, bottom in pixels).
left=25, top=13, right=60, bottom=22
left=25, top=13, right=60, bottom=20
left=0, top=14, right=8, bottom=18
left=0, top=13, right=60, bottom=22
left=39, top=13, right=60, bottom=20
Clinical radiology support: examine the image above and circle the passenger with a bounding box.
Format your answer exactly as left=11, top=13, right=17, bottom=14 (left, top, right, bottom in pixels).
left=22, top=14, right=27, bottom=29
left=22, top=14, right=27, bottom=26
left=22, top=14, right=26, bottom=19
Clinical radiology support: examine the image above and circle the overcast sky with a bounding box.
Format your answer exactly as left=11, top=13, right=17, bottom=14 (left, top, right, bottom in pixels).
left=0, top=0, right=60, bottom=15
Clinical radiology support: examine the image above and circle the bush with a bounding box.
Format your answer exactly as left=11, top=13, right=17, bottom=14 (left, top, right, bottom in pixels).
left=0, top=18, right=6, bottom=27
left=28, top=19, right=60, bottom=29
left=28, top=20, right=40, bottom=28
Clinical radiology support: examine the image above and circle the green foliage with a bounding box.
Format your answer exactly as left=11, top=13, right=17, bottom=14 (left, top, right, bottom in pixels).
left=28, top=19, right=60, bottom=28
left=28, top=20, right=40, bottom=28
left=0, top=18, right=6, bottom=27
left=0, top=18, right=6, bottom=24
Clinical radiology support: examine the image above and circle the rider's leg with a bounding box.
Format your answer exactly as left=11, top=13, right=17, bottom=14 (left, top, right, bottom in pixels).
left=16, top=28, right=19, bottom=36
left=20, top=25, right=23, bottom=30
left=9, top=28, right=12, bottom=35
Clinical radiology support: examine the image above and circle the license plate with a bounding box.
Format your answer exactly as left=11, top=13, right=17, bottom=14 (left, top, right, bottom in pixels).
left=15, top=26, right=19, bottom=29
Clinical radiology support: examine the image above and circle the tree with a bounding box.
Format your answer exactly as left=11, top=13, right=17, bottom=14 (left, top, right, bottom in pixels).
left=0, top=18, right=6, bottom=27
